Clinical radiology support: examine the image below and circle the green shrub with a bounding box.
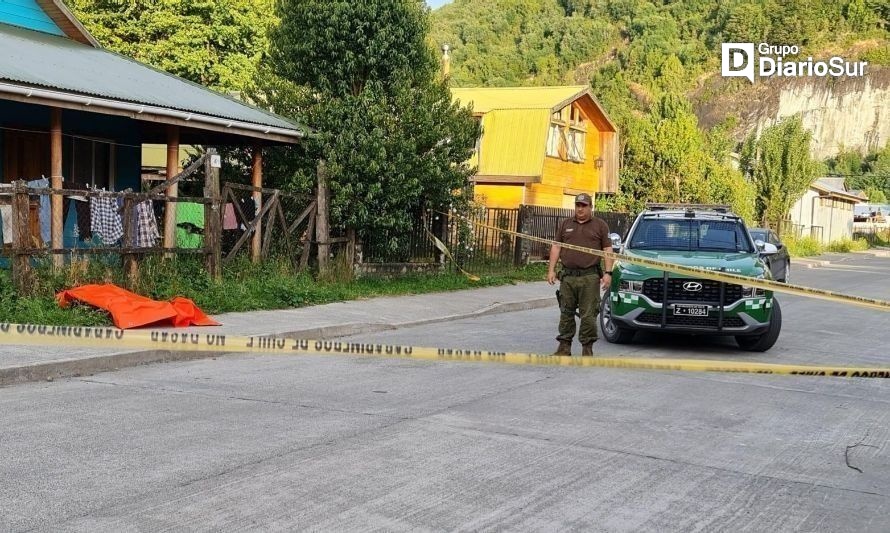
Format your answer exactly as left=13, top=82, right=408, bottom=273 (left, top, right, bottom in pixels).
left=861, top=44, right=890, bottom=66
left=784, top=236, right=823, bottom=257
left=827, top=237, right=870, bottom=253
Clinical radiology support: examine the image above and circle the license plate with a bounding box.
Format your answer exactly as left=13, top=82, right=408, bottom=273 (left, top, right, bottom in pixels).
left=673, top=304, right=709, bottom=317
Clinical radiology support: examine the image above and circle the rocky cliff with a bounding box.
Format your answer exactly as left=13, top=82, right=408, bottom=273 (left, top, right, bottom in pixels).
left=697, top=67, right=890, bottom=159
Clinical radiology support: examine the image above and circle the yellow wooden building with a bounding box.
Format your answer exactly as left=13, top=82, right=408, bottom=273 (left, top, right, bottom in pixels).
left=451, top=86, right=618, bottom=209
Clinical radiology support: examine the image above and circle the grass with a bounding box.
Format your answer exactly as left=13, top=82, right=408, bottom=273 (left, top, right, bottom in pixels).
left=784, top=236, right=824, bottom=257
left=785, top=234, right=884, bottom=257
left=827, top=238, right=870, bottom=253
left=0, top=256, right=548, bottom=327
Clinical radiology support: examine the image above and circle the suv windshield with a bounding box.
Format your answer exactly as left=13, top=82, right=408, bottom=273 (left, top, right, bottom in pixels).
left=749, top=230, right=767, bottom=242
left=629, top=218, right=754, bottom=253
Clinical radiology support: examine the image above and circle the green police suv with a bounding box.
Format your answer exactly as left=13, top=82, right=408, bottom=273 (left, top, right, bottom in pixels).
left=600, top=204, right=782, bottom=352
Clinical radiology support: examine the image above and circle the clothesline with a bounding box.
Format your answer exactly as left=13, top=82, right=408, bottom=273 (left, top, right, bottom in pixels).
left=0, top=186, right=214, bottom=204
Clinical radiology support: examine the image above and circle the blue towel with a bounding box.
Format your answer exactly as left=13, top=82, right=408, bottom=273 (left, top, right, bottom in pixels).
left=26, top=177, right=50, bottom=244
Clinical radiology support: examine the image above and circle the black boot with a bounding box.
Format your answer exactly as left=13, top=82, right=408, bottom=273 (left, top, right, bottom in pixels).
left=581, top=341, right=595, bottom=356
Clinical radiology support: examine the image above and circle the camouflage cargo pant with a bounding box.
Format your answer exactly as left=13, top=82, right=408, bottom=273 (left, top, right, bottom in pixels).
left=557, top=273, right=601, bottom=345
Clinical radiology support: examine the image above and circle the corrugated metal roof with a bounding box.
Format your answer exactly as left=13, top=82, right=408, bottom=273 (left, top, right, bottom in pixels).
left=477, top=109, right=550, bottom=177
left=813, top=178, right=865, bottom=202
left=452, top=86, right=589, bottom=113
left=0, top=23, right=299, bottom=131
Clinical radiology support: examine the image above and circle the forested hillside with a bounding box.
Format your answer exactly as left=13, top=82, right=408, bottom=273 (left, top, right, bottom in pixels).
left=431, top=0, right=888, bottom=214
left=67, top=0, right=888, bottom=216
left=430, top=0, right=888, bottom=87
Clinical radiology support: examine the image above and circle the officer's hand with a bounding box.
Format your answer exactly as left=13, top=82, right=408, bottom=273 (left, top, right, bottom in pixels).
left=600, top=273, right=612, bottom=290
left=547, top=270, right=557, bottom=285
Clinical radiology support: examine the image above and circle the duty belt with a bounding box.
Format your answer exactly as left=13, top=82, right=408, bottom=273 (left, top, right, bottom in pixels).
left=561, top=266, right=600, bottom=277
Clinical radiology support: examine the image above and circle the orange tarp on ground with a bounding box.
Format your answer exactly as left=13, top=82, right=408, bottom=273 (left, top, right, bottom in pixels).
left=56, top=284, right=220, bottom=330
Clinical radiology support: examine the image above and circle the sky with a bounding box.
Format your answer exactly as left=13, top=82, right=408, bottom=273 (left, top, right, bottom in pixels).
left=427, top=0, right=452, bottom=9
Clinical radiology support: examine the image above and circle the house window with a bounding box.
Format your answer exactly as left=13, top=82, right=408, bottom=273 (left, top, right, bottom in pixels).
left=547, top=123, right=561, bottom=157
left=72, top=137, right=114, bottom=189
left=570, top=106, right=583, bottom=126
left=567, top=129, right=585, bottom=162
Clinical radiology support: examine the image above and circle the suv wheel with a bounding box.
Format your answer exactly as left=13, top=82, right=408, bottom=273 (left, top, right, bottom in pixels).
left=735, top=298, right=782, bottom=352
left=600, top=291, right=636, bottom=344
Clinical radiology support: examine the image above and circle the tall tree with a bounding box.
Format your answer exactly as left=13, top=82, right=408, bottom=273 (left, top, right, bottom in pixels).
left=68, top=0, right=276, bottom=91
left=267, top=0, right=479, bottom=245
left=740, top=115, right=818, bottom=230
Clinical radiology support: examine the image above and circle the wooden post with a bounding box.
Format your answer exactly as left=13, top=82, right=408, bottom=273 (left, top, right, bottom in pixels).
left=121, top=196, right=138, bottom=287
left=261, top=193, right=278, bottom=259
left=513, top=205, right=527, bottom=266
left=346, top=228, right=356, bottom=268
left=300, top=204, right=316, bottom=271
left=316, top=160, right=330, bottom=277
left=163, top=125, right=180, bottom=258
left=11, top=183, right=33, bottom=294
left=251, top=144, right=263, bottom=263
left=204, top=148, right=222, bottom=279
left=50, top=108, right=63, bottom=269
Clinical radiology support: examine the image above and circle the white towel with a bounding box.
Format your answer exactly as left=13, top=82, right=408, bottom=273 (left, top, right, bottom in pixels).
left=0, top=204, right=12, bottom=244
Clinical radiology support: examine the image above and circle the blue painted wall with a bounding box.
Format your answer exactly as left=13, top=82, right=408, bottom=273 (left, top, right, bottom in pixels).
left=0, top=100, right=143, bottom=191
left=0, top=0, right=64, bottom=36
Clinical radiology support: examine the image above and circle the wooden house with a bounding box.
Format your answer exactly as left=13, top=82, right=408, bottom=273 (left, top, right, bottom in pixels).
left=0, top=0, right=305, bottom=255
left=451, top=86, right=618, bottom=209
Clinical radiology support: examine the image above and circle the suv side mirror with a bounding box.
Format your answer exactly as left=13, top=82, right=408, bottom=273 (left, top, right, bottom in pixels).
left=756, top=240, right=778, bottom=255
left=609, top=232, right=622, bottom=252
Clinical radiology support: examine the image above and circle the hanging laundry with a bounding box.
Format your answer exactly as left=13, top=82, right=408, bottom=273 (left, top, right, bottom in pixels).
left=134, top=200, right=160, bottom=248
left=63, top=199, right=79, bottom=248
left=26, top=177, right=50, bottom=244
left=0, top=204, right=12, bottom=244
left=74, top=198, right=91, bottom=240
left=223, top=202, right=238, bottom=230
left=239, top=197, right=256, bottom=231
left=90, top=196, right=123, bottom=244
left=175, top=202, right=205, bottom=249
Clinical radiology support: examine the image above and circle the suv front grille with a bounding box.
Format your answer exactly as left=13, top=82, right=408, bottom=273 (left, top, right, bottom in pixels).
left=642, top=278, right=743, bottom=304
left=637, top=312, right=745, bottom=328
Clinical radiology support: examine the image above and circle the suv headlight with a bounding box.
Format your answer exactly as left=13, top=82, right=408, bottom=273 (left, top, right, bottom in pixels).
left=619, top=280, right=644, bottom=293
left=741, top=285, right=766, bottom=298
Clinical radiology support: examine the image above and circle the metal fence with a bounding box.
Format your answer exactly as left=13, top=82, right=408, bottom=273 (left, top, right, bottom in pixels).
left=854, top=226, right=890, bottom=247
left=358, top=206, right=635, bottom=276
left=778, top=222, right=824, bottom=242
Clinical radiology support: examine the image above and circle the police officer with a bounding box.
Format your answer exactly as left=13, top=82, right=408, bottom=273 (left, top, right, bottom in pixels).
left=547, top=193, right=613, bottom=356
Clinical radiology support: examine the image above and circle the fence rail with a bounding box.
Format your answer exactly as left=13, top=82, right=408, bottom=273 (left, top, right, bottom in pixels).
left=0, top=151, right=318, bottom=293
left=358, top=205, right=635, bottom=276
left=853, top=225, right=890, bottom=247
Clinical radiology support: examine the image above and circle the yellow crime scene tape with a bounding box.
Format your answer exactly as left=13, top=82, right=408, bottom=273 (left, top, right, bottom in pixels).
left=443, top=211, right=890, bottom=313
left=1, top=322, right=889, bottom=379
left=1, top=213, right=887, bottom=382
left=424, top=226, right=480, bottom=281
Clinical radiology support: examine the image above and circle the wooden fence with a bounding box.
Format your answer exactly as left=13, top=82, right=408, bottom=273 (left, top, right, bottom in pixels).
left=1, top=149, right=221, bottom=293
left=220, top=182, right=316, bottom=269
left=0, top=149, right=319, bottom=294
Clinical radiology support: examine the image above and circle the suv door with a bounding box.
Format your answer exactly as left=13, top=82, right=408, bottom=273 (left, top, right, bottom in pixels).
left=768, top=231, right=788, bottom=281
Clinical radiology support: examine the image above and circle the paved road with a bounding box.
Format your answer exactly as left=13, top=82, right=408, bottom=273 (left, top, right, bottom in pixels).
left=350, top=253, right=890, bottom=367
left=2, top=254, right=888, bottom=531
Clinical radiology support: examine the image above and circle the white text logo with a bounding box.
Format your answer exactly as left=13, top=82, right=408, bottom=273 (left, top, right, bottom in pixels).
left=721, top=43, right=867, bottom=83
